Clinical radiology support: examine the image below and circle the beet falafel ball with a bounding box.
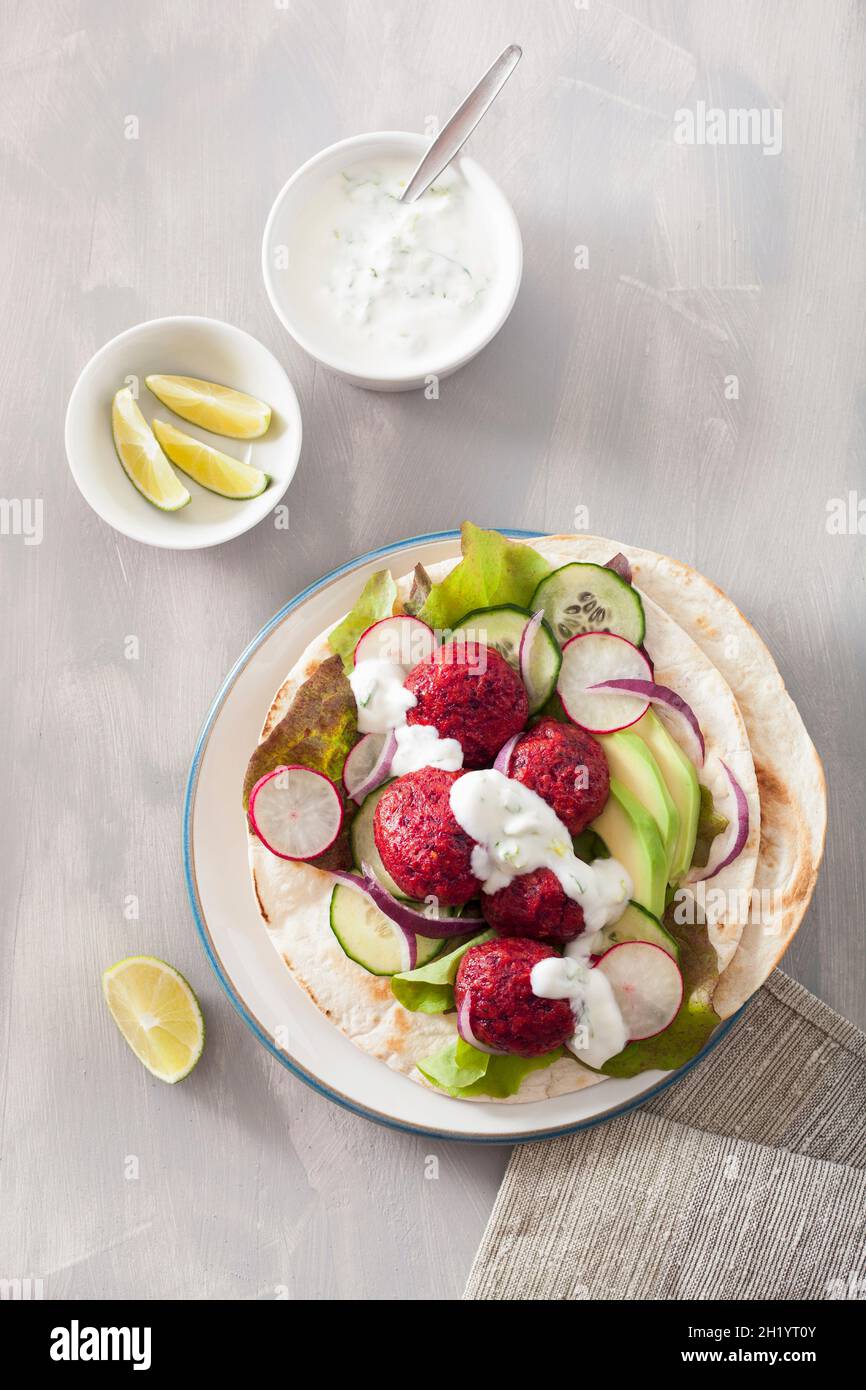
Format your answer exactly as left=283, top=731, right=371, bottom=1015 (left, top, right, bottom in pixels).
left=404, top=642, right=528, bottom=770
left=481, top=867, right=585, bottom=943
left=373, top=767, right=480, bottom=905
left=509, top=717, right=609, bottom=834
left=455, top=937, right=574, bottom=1057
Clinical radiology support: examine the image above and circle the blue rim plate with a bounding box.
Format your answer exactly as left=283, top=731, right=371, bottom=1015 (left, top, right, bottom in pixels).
left=183, top=529, right=743, bottom=1143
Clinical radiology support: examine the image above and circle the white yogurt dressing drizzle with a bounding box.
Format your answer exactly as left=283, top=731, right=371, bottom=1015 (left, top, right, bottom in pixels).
left=449, top=770, right=630, bottom=933
left=347, top=653, right=463, bottom=769
left=531, top=947, right=628, bottom=1070
left=391, top=722, right=463, bottom=776
left=348, top=659, right=416, bottom=734
left=448, top=768, right=632, bottom=1068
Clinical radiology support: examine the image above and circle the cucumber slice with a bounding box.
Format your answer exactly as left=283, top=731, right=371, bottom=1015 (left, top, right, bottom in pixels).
left=532, top=563, right=645, bottom=646
left=594, top=900, right=680, bottom=961
left=329, top=884, right=444, bottom=976
left=350, top=782, right=408, bottom=898
left=450, top=604, right=561, bottom=713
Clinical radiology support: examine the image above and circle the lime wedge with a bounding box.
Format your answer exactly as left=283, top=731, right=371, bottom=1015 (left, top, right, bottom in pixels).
left=151, top=419, right=269, bottom=499
left=145, top=374, right=271, bottom=439
left=102, top=956, right=205, bottom=1083
left=111, top=388, right=191, bottom=511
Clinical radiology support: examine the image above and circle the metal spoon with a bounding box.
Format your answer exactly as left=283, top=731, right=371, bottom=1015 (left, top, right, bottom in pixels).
left=399, top=44, right=522, bottom=204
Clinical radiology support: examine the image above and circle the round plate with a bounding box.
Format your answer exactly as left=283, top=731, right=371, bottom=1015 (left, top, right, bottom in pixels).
left=184, top=530, right=741, bottom=1141
left=65, top=315, right=302, bottom=550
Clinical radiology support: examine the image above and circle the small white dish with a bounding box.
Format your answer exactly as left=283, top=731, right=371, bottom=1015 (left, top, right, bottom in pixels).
left=65, top=316, right=302, bottom=550
left=261, top=131, right=523, bottom=391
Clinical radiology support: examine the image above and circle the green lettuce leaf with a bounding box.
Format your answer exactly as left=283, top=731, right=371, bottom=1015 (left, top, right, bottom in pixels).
left=418, top=1035, right=564, bottom=1099
left=403, top=563, right=433, bottom=617
left=530, top=690, right=570, bottom=725
left=419, top=522, right=552, bottom=631
left=242, top=653, right=357, bottom=870
left=391, top=929, right=494, bottom=1013
left=572, top=828, right=610, bottom=861
left=328, top=569, right=397, bottom=671
left=690, top=783, right=729, bottom=869
left=600, top=913, right=720, bottom=1078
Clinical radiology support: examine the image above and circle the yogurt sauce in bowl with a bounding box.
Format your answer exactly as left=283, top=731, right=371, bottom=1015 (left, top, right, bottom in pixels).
left=262, top=133, right=522, bottom=390
left=287, top=158, right=497, bottom=372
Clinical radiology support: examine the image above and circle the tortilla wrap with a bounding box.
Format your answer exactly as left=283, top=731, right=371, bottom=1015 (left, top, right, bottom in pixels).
left=247, top=534, right=818, bottom=1103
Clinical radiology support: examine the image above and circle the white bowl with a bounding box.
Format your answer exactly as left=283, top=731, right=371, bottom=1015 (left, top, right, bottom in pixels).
left=261, top=131, right=523, bottom=391
left=65, top=316, right=302, bottom=550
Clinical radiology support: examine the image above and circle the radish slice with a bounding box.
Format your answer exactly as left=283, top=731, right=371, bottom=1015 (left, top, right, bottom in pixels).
left=686, top=760, right=750, bottom=883
left=595, top=941, right=683, bottom=1040
left=456, top=989, right=507, bottom=1054
left=354, top=615, right=437, bottom=670
left=342, top=730, right=397, bottom=803
left=332, top=864, right=479, bottom=940
left=557, top=632, right=652, bottom=733
left=605, top=552, right=633, bottom=584
left=493, top=732, right=522, bottom=776
left=588, top=679, right=705, bottom=766
left=249, top=765, right=343, bottom=861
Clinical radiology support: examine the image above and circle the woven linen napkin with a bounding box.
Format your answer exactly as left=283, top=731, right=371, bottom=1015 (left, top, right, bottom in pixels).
left=464, top=971, right=866, bottom=1300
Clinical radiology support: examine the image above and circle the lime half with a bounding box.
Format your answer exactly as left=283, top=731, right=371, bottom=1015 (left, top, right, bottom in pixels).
left=111, top=388, right=190, bottom=511
left=145, top=374, right=271, bottom=439
left=152, top=419, right=269, bottom=499
left=102, top=956, right=204, bottom=1083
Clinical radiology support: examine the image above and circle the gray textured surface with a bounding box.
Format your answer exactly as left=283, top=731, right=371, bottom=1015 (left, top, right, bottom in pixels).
left=467, top=972, right=866, bottom=1300
left=2, top=0, right=863, bottom=1300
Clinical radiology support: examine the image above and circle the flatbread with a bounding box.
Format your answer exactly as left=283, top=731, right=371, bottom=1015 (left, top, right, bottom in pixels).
left=246, top=535, right=809, bottom=1103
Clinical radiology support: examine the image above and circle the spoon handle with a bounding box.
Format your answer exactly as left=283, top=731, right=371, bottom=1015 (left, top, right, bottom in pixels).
left=400, top=44, right=522, bottom=204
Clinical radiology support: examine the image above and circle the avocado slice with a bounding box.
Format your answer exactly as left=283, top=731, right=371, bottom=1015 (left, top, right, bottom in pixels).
left=631, top=710, right=700, bottom=885
left=594, top=900, right=680, bottom=961
left=590, top=779, right=667, bottom=919
left=599, top=729, right=679, bottom=881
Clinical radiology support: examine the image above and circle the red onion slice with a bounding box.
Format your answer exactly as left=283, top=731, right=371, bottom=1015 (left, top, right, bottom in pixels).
left=331, top=870, right=416, bottom=970
left=588, top=678, right=705, bottom=766
left=332, top=866, right=479, bottom=945
left=361, top=863, right=480, bottom=940
left=517, top=609, right=545, bottom=696
left=687, top=760, right=750, bottom=883
left=605, top=552, right=633, bottom=584
left=493, top=732, right=522, bottom=776
left=343, top=729, right=397, bottom=804
left=456, top=989, right=508, bottom=1054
